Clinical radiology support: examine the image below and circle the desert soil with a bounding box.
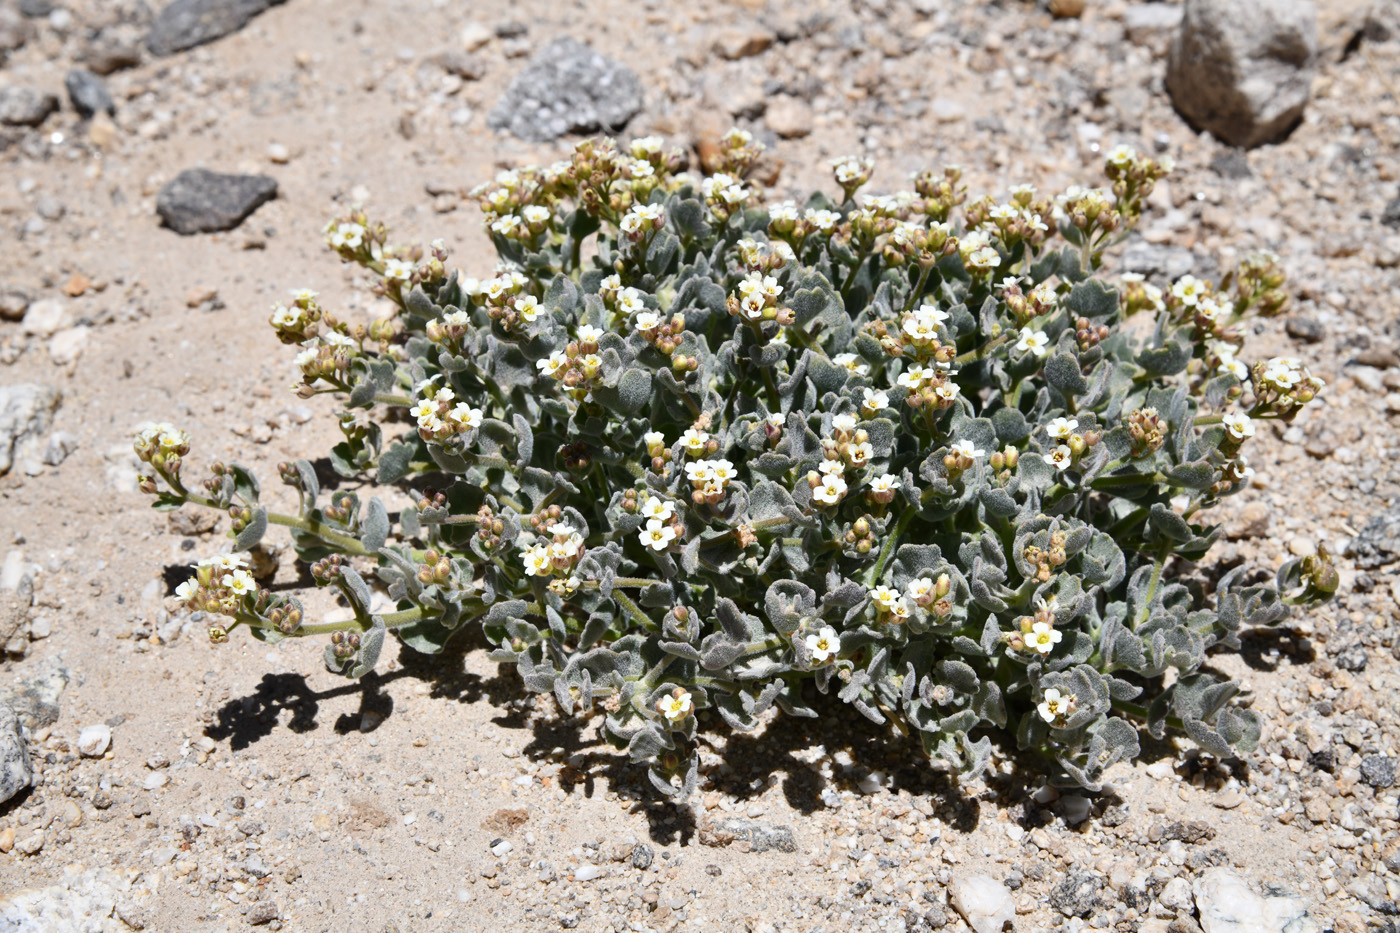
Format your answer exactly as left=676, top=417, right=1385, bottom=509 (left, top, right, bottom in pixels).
left=1, top=0, right=1399, bottom=931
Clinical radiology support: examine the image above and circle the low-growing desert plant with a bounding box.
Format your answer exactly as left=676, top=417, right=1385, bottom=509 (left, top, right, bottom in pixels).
left=140, top=131, right=1335, bottom=796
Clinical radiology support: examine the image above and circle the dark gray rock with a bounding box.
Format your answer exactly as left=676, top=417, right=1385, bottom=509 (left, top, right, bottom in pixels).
left=1348, top=507, right=1400, bottom=568
left=1166, top=0, right=1318, bottom=148
left=1383, top=193, right=1400, bottom=228
left=1210, top=150, right=1252, bottom=179
left=487, top=37, right=643, bottom=142
left=0, top=86, right=58, bottom=127
left=1285, top=316, right=1324, bottom=342
left=1361, top=755, right=1396, bottom=788
left=18, top=0, right=54, bottom=16
left=0, top=657, right=68, bottom=729
left=65, top=69, right=115, bottom=118
left=82, top=31, right=144, bottom=74
left=146, top=0, right=286, bottom=57
left=1049, top=872, right=1104, bottom=918
left=0, top=700, right=33, bottom=805
left=630, top=843, right=654, bottom=869
left=156, top=168, right=277, bottom=235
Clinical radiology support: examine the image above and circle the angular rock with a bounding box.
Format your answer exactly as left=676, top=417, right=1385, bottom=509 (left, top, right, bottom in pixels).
left=0, top=287, right=28, bottom=321
left=0, top=656, right=69, bottom=729
left=78, top=724, right=112, bottom=758
left=146, top=0, right=286, bottom=57
left=698, top=818, right=797, bottom=853
left=487, top=37, right=643, bottom=142
left=1360, top=755, right=1396, bottom=788
left=0, top=700, right=33, bottom=805
left=0, top=86, right=59, bottom=127
left=64, top=69, right=114, bottom=118
left=1050, top=872, right=1104, bottom=917
left=1348, top=507, right=1400, bottom=568
left=82, top=31, right=144, bottom=75
left=1123, top=3, right=1184, bottom=44
left=766, top=95, right=814, bottom=139
left=1166, top=0, right=1318, bottom=148
left=156, top=168, right=277, bottom=235
left=1192, top=868, right=1315, bottom=933
left=0, top=384, right=61, bottom=476
left=949, top=875, right=1016, bottom=933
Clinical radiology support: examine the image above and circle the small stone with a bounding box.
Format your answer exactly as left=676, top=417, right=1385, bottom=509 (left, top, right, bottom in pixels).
left=0, top=288, right=29, bottom=321
left=1383, top=194, right=1400, bottom=229
left=459, top=22, right=492, bottom=51
left=1049, top=0, right=1086, bottom=18
left=1287, top=535, right=1317, bottom=557
left=246, top=901, right=279, bottom=925
left=82, top=32, right=143, bottom=74
left=143, top=772, right=168, bottom=790
left=574, top=864, right=603, bottom=881
left=1228, top=502, right=1271, bottom=539
left=245, top=854, right=272, bottom=878
left=433, top=50, right=486, bottom=80
left=713, top=26, right=774, bottom=60
left=0, top=701, right=34, bottom=805
left=1193, top=868, right=1312, bottom=933
left=630, top=843, right=654, bottom=869
left=1360, top=755, right=1396, bottom=788
left=21, top=299, right=68, bottom=337
left=64, top=69, right=114, bottom=118
left=1124, top=3, right=1185, bottom=43
left=78, top=723, right=112, bottom=757
left=490, top=839, right=513, bottom=857
left=16, top=831, right=44, bottom=855
left=930, top=99, right=966, bottom=123
left=37, top=197, right=65, bottom=222
left=765, top=96, right=813, bottom=139
left=698, top=818, right=797, bottom=853
left=156, top=169, right=278, bottom=235
left=0, top=383, right=62, bottom=477
left=1348, top=506, right=1400, bottom=569
left=146, top=0, right=288, bottom=57
left=487, top=37, right=643, bottom=142
left=266, top=143, right=289, bottom=163
left=1160, top=877, right=1194, bottom=910
left=49, top=327, right=90, bottom=366
left=1049, top=872, right=1104, bottom=918
left=949, top=875, right=1016, bottom=933
left=0, top=826, right=13, bottom=852
left=1213, top=789, right=1245, bottom=809
left=0, top=5, right=34, bottom=55
left=1166, top=0, right=1318, bottom=149
left=116, top=903, right=151, bottom=930
left=0, top=86, right=58, bottom=127
left=1060, top=795, right=1092, bottom=825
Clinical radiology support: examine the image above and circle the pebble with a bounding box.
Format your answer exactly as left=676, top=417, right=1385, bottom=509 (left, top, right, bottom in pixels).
left=0, top=86, right=58, bottom=127
left=78, top=723, right=112, bottom=757
left=146, top=0, right=287, bottom=57
left=1192, top=868, right=1313, bottom=933
left=143, top=772, right=168, bottom=790
left=156, top=169, right=278, bottom=235
left=1359, top=755, right=1396, bottom=788
left=765, top=96, right=813, bottom=139
left=21, top=299, right=68, bottom=337
left=574, top=864, right=602, bottom=881
left=949, top=875, right=1016, bottom=933
left=486, top=37, right=643, bottom=142
left=0, top=700, right=34, bottom=805
left=64, top=69, right=114, bottom=118
left=266, top=143, right=290, bottom=164
left=459, top=22, right=493, bottom=51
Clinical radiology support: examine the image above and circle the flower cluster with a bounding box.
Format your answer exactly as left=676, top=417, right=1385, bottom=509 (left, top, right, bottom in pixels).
left=141, top=132, right=1332, bottom=799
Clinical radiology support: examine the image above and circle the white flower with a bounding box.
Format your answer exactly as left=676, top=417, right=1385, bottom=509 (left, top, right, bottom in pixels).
left=1027, top=621, right=1063, bottom=655
left=768, top=200, right=799, bottom=223
left=897, top=364, right=930, bottom=390
left=1043, top=445, right=1073, bottom=471
left=933, top=383, right=960, bottom=403
left=522, top=545, right=552, bottom=577
left=1106, top=144, right=1137, bottom=168
left=1222, top=412, right=1255, bottom=440
left=522, top=205, right=551, bottom=225
left=832, top=352, right=870, bottom=377
left=906, top=577, right=933, bottom=602
left=490, top=214, right=522, bottom=237
left=862, top=388, right=889, bottom=413
left=869, top=585, right=902, bottom=611
left=433, top=386, right=455, bottom=403
left=1015, top=327, right=1050, bottom=357
left=657, top=690, right=692, bottom=721
left=271, top=304, right=302, bottom=327
left=620, top=203, right=664, bottom=234
left=221, top=569, right=255, bottom=597
left=1263, top=356, right=1303, bottom=389
left=577, top=324, right=604, bottom=344
left=869, top=473, right=900, bottom=493
left=1037, top=687, right=1070, bottom=724
left=328, top=222, right=365, bottom=250
left=847, top=441, right=874, bottom=466
left=966, top=246, right=1001, bottom=271
left=448, top=404, right=483, bottom=429
left=639, top=519, right=676, bottom=552
left=628, top=158, right=655, bottom=179
left=634, top=310, right=660, bottom=333
left=642, top=496, right=674, bottom=521
left=207, top=553, right=249, bottom=570
left=1222, top=358, right=1248, bottom=380
left=600, top=274, right=621, bottom=292
left=684, top=460, right=715, bottom=483
left=1045, top=417, right=1078, bottom=439
left=536, top=351, right=568, bottom=377
left=709, top=459, right=736, bottom=486
left=679, top=428, right=710, bottom=455
left=549, top=521, right=578, bottom=539
left=1171, top=275, right=1204, bottom=307
left=739, top=294, right=765, bottom=320
left=805, top=626, right=841, bottom=664
left=818, top=458, right=845, bottom=477
left=950, top=440, right=984, bottom=459
left=888, top=598, right=912, bottom=621
left=617, top=287, right=647, bottom=315
left=514, top=294, right=542, bottom=323
left=441, top=309, right=469, bottom=327
left=630, top=135, right=664, bottom=157
left=805, top=208, right=840, bottom=232
left=812, top=474, right=847, bottom=505
left=643, top=430, right=665, bottom=448
left=832, top=414, right=858, bottom=434
left=381, top=259, right=413, bottom=283
left=175, top=580, right=199, bottom=601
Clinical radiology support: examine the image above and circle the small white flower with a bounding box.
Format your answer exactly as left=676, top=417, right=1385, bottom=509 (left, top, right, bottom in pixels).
left=657, top=690, right=692, bottom=721
left=709, top=459, right=736, bottom=486
left=966, top=246, right=1001, bottom=272
left=1222, top=412, right=1255, bottom=440
left=832, top=352, right=869, bottom=377
left=768, top=201, right=799, bottom=223
left=271, top=304, right=302, bottom=327
left=515, top=294, right=542, bottom=323
left=630, top=135, right=664, bottom=157
left=1027, top=621, right=1063, bottom=655
left=448, top=404, right=483, bottom=429
left=869, top=585, right=902, bottom=611
left=869, top=473, right=900, bottom=493
left=1106, top=144, right=1137, bottom=168
left=818, top=458, right=845, bottom=477
left=897, top=364, right=930, bottom=390
left=1043, top=445, right=1073, bottom=471
left=643, top=430, right=665, bottom=447
left=221, top=569, right=255, bottom=597
left=1171, top=275, right=1204, bottom=307
left=1037, top=687, right=1070, bottom=724
left=888, top=598, right=912, bottom=621
left=679, top=428, right=710, bottom=455
left=832, top=413, right=858, bottom=434
left=1015, top=327, right=1050, bottom=357
left=805, top=208, right=840, bottom=232
left=328, top=222, right=365, bottom=250
left=639, top=519, right=677, bottom=552
left=805, top=626, right=841, bottom=664
left=522, top=205, right=551, bottom=225
left=950, top=440, right=984, bottom=460
left=812, top=474, right=847, bottom=505
left=634, top=311, right=660, bottom=333
left=211, top=553, right=249, bottom=570
left=490, top=214, right=522, bottom=236
left=617, top=287, right=647, bottom=315
left=684, top=460, right=715, bottom=483
left=536, top=351, right=568, bottom=377
left=862, top=388, right=889, bottom=413
left=1045, top=417, right=1078, bottom=440
left=384, top=259, right=415, bottom=282
left=848, top=441, right=874, bottom=466
left=933, top=383, right=960, bottom=403
left=175, top=580, right=199, bottom=602
left=522, top=545, right=552, bottom=577
left=642, top=496, right=674, bottom=521
left=906, top=577, right=933, bottom=602
left=577, top=324, right=604, bottom=343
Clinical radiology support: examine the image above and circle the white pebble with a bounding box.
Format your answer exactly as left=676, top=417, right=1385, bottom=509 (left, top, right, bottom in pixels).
left=490, top=839, right=513, bottom=857
left=143, top=772, right=168, bottom=791
left=77, top=724, right=112, bottom=757
left=574, top=864, right=602, bottom=881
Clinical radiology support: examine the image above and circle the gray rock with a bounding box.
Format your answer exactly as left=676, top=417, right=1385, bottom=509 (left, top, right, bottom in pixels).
left=700, top=817, right=797, bottom=853
left=1284, top=317, right=1324, bottom=342
left=1166, top=0, right=1318, bottom=148
left=1210, top=150, right=1253, bottom=179
left=82, top=31, right=144, bottom=75
left=1050, top=872, right=1105, bottom=917
left=0, top=700, right=33, bottom=805
left=487, top=37, right=643, bottom=142
left=0, top=656, right=69, bottom=729
left=0, top=287, right=28, bottom=321
left=1123, top=3, right=1183, bottom=43
left=246, top=901, right=279, bottom=925
left=64, top=69, right=114, bottom=117
left=0, top=86, right=59, bottom=127
left=18, top=0, right=53, bottom=16
left=1347, top=506, right=1400, bottom=568
left=0, top=4, right=34, bottom=56
left=1383, top=193, right=1400, bottom=228
left=630, top=843, right=654, bottom=869
left=1120, top=240, right=1201, bottom=280
left=0, top=383, right=61, bottom=476
left=1360, top=755, right=1396, bottom=788
left=42, top=431, right=78, bottom=467
left=147, top=0, right=286, bottom=56
left=156, top=168, right=277, bottom=235
left=432, top=50, right=487, bottom=80
left=1192, top=868, right=1317, bottom=933
left=949, top=875, right=1015, bottom=933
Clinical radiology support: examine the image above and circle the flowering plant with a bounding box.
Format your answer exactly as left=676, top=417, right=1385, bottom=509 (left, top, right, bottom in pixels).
left=139, top=131, right=1334, bottom=796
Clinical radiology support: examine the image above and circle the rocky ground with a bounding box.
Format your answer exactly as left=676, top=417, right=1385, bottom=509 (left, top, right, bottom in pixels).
left=1, top=0, right=1399, bottom=930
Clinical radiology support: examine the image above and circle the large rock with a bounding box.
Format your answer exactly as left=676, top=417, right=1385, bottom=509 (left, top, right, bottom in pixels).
left=0, top=384, right=60, bottom=476
left=0, top=701, right=33, bottom=805
left=949, top=875, right=1016, bottom=933
left=1166, top=0, right=1318, bottom=149
left=1193, top=868, right=1318, bottom=933
left=0, top=86, right=58, bottom=127
left=487, top=37, right=643, bottom=142
left=156, top=168, right=277, bottom=234
left=146, top=0, right=286, bottom=57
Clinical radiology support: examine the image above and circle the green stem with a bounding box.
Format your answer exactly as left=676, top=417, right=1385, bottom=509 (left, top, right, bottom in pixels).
left=267, top=512, right=372, bottom=556
left=954, top=333, right=1009, bottom=366
left=864, top=506, right=917, bottom=587
left=1112, top=699, right=1185, bottom=733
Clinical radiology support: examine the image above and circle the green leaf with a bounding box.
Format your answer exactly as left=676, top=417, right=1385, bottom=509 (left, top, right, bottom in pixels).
left=377, top=442, right=415, bottom=485
left=361, top=498, right=389, bottom=552
left=233, top=508, right=267, bottom=550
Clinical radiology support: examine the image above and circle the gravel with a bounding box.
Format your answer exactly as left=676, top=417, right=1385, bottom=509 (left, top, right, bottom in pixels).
left=486, top=37, right=643, bottom=142
left=1348, top=506, right=1400, bottom=568
left=155, top=168, right=278, bottom=234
